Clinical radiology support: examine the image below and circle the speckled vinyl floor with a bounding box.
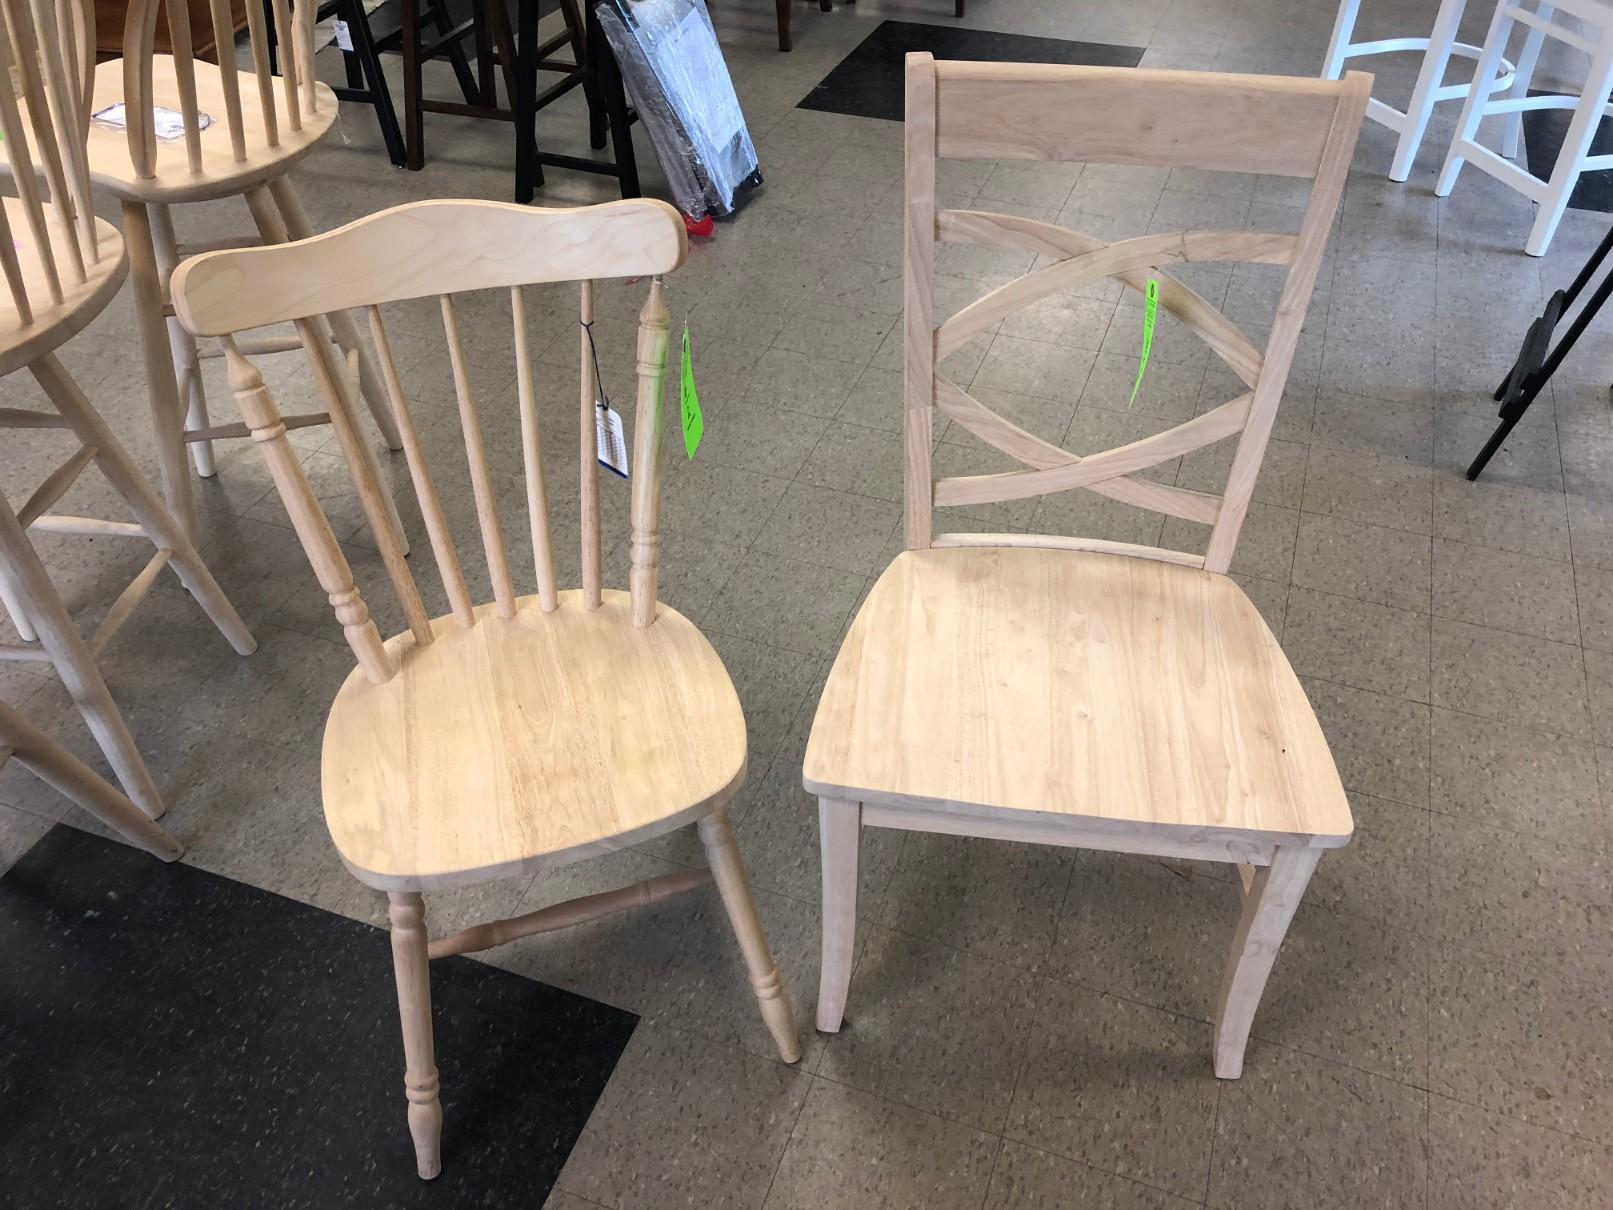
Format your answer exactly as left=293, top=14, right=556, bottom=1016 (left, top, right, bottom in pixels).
left=3, top=0, right=1613, bottom=1206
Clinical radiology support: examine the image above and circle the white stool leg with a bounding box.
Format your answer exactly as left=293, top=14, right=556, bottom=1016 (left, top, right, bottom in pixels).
left=1526, top=44, right=1613, bottom=255
left=1503, top=1, right=1554, bottom=160
left=1322, top=0, right=1363, bottom=80
left=1437, top=0, right=1518, bottom=195
left=1390, top=0, right=1470, bottom=181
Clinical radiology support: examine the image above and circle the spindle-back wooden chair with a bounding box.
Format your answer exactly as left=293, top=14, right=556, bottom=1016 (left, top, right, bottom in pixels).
left=172, top=196, right=801, bottom=1180
left=804, top=57, right=1371, bottom=1082
left=14, top=0, right=408, bottom=541
left=0, top=699, right=183, bottom=861
left=0, top=0, right=255, bottom=823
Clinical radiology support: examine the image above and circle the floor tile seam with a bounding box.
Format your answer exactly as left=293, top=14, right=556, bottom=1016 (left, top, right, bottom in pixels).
left=1030, top=960, right=1435, bottom=1094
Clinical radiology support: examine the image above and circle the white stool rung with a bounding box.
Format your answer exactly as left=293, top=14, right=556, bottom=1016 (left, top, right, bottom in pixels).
left=1455, top=140, right=1552, bottom=201
left=1506, top=5, right=1599, bottom=53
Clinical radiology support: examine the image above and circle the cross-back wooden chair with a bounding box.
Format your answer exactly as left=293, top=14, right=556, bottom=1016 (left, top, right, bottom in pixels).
left=0, top=699, right=183, bottom=861
left=0, top=0, right=255, bottom=823
left=805, top=56, right=1371, bottom=1081
left=171, top=196, right=801, bottom=1180
left=29, top=0, right=408, bottom=541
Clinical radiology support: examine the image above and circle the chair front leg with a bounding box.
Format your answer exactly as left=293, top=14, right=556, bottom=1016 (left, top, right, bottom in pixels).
left=815, top=796, right=860, bottom=1033
left=1213, top=845, right=1323, bottom=1079
left=696, top=810, right=801, bottom=1062
left=388, top=892, right=443, bottom=1179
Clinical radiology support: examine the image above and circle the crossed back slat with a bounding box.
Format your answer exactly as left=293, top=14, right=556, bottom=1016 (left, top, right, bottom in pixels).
left=122, top=0, right=316, bottom=181
left=904, top=55, right=1371, bottom=573
left=0, top=0, right=99, bottom=322
left=170, top=199, right=688, bottom=685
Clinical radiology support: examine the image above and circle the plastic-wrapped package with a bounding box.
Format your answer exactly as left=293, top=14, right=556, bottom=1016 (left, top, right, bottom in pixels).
left=595, top=0, right=762, bottom=218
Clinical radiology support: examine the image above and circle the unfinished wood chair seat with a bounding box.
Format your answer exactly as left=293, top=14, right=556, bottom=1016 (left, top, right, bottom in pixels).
left=79, top=56, right=337, bottom=202
left=0, top=200, right=124, bottom=377
left=805, top=546, right=1350, bottom=849
left=325, top=590, right=746, bottom=890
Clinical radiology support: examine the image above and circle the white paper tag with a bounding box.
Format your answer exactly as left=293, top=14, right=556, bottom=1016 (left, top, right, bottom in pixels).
left=92, top=102, right=211, bottom=142
left=334, top=19, right=354, bottom=51
left=595, top=401, right=629, bottom=479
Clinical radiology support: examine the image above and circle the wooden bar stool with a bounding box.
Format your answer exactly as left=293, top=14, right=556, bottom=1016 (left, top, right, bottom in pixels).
left=1437, top=0, right=1613, bottom=255
left=1323, top=0, right=1519, bottom=182
left=173, top=197, right=800, bottom=1179
left=0, top=0, right=256, bottom=822
left=71, top=0, right=409, bottom=542
left=806, top=57, right=1369, bottom=1081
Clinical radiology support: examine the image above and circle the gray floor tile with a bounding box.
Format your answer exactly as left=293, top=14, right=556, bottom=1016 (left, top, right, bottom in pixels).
left=817, top=925, right=1038, bottom=1133
left=1306, top=793, right=1430, bottom=930
left=1291, top=511, right=1432, bottom=613
left=556, top=1022, right=809, bottom=1210
left=1302, top=678, right=1431, bottom=806
left=1302, top=444, right=1434, bottom=534
left=1428, top=1095, right=1613, bottom=1209
left=764, top=1079, right=999, bottom=1210
left=1430, top=618, right=1590, bottom=739
left=1432, top=537, right=1580, bottom=644
left=1209, top=1043, right=1428, bottom=1209
left=1005, top=980, right=1217, bottom=1199
left=1285, top=588, right=1431, bottom=701
left=985, top=1140, right=1198, bottom=1209
left=752, top=481, right=901, bottom=576
left=708, top=550, right=867, bottom=657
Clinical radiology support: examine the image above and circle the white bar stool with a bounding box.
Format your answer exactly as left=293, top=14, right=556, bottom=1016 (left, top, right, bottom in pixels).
left=1324, top=0, right=1518, bottom=181
left=1437, top=0, right=1613, bottom=255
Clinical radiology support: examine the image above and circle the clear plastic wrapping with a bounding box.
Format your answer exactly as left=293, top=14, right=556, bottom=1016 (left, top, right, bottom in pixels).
left=595, top=0, right=762, bottom=218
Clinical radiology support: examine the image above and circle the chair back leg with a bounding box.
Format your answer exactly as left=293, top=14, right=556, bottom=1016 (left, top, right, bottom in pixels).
left=388, top=891, right=443, bottom=1181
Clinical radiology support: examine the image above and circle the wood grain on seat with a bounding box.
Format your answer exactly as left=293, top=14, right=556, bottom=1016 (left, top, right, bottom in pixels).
left=324, top=591, right=747, bottom=892
left=805, top=546, right=1350, bottom=845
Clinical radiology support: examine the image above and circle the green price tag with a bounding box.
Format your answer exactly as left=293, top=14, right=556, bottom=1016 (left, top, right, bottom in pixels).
left=679, top=323, right=703, bottom=459
left=1128, top=278, right=1159, bottom=407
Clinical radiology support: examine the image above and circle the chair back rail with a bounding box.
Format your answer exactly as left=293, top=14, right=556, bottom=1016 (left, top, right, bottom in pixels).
left=121, top=0, right=316, bottom=181
left=0, top=0, right=99, bottom=321
left=172, top=198, right=688, bottom=685
left=904, top=55, right=1370, bottom=571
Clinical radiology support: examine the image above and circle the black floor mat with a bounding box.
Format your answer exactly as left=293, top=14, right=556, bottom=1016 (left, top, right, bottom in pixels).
left=798, top=19, right=1144, bottom=123
left=1523, top=88, right=1613, bottom=213
left=0, top=826, right=636, bottom=1209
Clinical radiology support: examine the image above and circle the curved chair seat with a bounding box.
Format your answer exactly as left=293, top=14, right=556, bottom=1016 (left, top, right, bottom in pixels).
left=83, top=57, right=338, bottom=203
left=0, top=204, right=126, bottom=378
left=804, top=546, right=1352, bottom=852
left=323, top=590, right=748, bottom=892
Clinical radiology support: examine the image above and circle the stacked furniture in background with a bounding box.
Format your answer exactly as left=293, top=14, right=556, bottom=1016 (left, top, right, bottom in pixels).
left=0, top=0, right=254, bottom=836
left=87, top=0, right=407, bottom=539
left=805, top=56, right=1370, bottom=1081
left=171, top=197, right=801, bottom=1180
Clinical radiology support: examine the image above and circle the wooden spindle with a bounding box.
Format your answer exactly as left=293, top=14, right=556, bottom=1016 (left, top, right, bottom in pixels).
left=368, top=305, right=473, bottom=629
left=512, top=287, right=557, bottom=613
left=222, top=338, right=391, bottom=683
left=207, top=0, right=248, bottom=161
left=440, top=294, right=515, bottom=618
left=163, top=0, right=205, bottom=174
left=292, top=0, right=316, bottom=115
left=269, top=0, right=302, bottom=131
left=0, top=31, right=59, bottom=306
left=5, top=0, right=83, bottom=282
left=629, top=278, right=670, bottom=628
left=578, top=280, right=601, bottom=609
left=0, top=189, right=33, bottom=323
left=27, top=0, right=92, bottom=269
left=298, top=317, right=432, bottom=645
left=242, top=0, right=279, bottom=148
left=65, top=0, right=92, bottom=139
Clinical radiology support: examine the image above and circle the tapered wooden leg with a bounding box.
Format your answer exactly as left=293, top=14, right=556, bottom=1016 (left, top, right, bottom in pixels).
left=697, top=810, right=801, bottom=1062
left=775, top=0, right=790, bottom=50
left=816, top=796, right=859, bottom=1033
left=122, top=200, right=197, bottom=540
left=0, top=560, right=37, bottom=641
left=0, top=701, right=182, bottom=861
left=0, top=493, right=165, bottom=819
left=266, top=177, right=403, bottom=451
left=30, top=355, right=257, bottom=656
left=1213, top=846, right=1323, bottom=1079
left=388, top=892, right=442, bottom=1180
left=150, top=204, right=215, bottom=477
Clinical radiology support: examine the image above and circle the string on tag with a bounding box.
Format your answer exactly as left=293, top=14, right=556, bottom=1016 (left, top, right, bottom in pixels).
left=583, top=319, right=629, bottom=478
